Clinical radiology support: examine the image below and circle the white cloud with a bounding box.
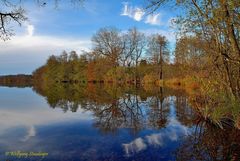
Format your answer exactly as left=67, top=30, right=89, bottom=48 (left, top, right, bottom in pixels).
left=133, top=8, right=145, bottom=21
left=121, top=2, right=129, bottom=16
left=22, top=126, right=36, bottom=141
left=0, top=28, right=91, bottom=74
left=27, top=25, right=34, bottom=37
left=0, top=35, right=91, bottom=53
left=0, top=24, right=91, bottom=55
left=0, top=106, right=92, bottom=137
left=145, top=128, right=180, bottom=147
left=121, top=2, right=145, bottom=21
left=145, top=13, right=162, bottom=25
left=168, top=117, right=189, bottom=135
left=122, top=138, right=147, bottom=156
left=121, top=2, right=167, bottom=26
left=146, top=133, right=163, bottom=146
left=122, top=105, right=192, bottom=157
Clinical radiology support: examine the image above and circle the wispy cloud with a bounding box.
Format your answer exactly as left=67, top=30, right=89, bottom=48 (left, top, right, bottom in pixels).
left=122, top=138, right=147, bottom=156
left=0, top=25, right=91, bottom=74
left=121, top=2, right=129, bottom=16
left=145, top=13, right=162, bottom=25
left=121, top=2, right=145, bottom=21
left=0, top=35, right=91, bottom=53
left=121, top=2, right=164, bottom=26
left=146, top=133, right=163, bottom=146
left=27, top=25, right=34, bottom=37
left=0, top=24, right=91, bottom=54
left=22, top=126, right=36, bottom=141
left=0, top=107, right=92, bottom=138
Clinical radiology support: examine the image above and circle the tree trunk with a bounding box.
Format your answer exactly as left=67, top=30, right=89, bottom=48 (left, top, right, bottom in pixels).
left=223, top=3, right=240, bottom=57
left=159, top=46, right=163, bottom=80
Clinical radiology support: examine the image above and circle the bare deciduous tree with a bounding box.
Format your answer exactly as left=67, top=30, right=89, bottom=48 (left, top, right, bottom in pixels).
left=92, top=27, right=125, bottom=67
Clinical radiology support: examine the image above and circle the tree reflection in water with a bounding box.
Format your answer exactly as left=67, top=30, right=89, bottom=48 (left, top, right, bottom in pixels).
left=33, top=84, right=185, bottom=133
left=147, top=87, right=169, bottom=129
left=175, top=95, right=198, bottom=127
left=175, top=121, right=240, bottom=160
left=32, top=83, right=240, bottom=159
left=93, top=94, right=146, bottom=134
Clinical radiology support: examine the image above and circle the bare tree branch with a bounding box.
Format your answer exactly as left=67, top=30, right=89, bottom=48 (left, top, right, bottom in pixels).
left=0, top=0, right=85, bottom=40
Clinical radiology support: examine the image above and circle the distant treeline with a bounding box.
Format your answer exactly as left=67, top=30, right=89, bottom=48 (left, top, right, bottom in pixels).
left=0, top=74, right=33, bottom=87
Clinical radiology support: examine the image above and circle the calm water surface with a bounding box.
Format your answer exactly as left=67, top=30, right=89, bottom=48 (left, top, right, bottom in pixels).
left=0, top=85, right=239, bottom=161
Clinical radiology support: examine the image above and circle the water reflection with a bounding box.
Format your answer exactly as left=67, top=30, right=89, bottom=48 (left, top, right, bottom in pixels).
left=147, top=87, right=169, bottom=129
left=0, top=84, right=239, bottom=160
left=34, top=84, right=189, bottom=133
left=93, top=94, right=146, bottom=134
left=176, top=123, right=240, bottom=160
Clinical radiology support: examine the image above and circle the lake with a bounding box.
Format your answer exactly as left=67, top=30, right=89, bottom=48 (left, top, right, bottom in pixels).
left=0, top=85, right=239, bottom=161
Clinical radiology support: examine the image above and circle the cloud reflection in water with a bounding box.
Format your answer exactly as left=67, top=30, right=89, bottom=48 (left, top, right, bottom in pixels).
left=122, top=117, right=191, bottom=156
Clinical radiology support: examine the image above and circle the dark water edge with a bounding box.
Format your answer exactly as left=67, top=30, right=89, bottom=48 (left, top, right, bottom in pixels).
left=0, top=84, right=239, bottom=161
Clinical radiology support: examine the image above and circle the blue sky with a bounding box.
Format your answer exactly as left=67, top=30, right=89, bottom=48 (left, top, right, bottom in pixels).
left=0, top=0, right=179, bottom=75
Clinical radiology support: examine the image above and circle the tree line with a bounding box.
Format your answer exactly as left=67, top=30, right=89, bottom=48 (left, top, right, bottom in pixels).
left=33, top=27, right=174, bottom=84
left=32, top=26, right=208, bottom=89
